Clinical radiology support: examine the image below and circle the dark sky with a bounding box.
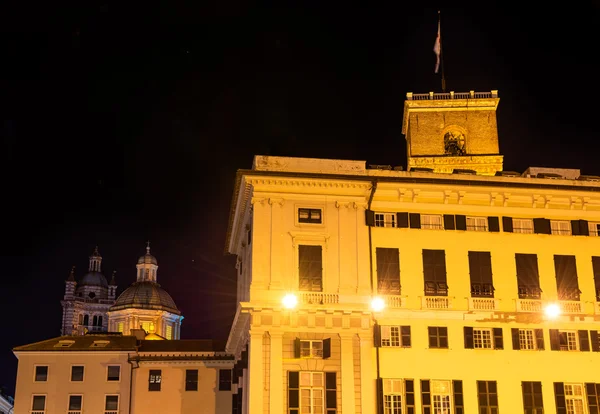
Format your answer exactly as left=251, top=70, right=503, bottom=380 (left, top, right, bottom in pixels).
left=1, top=2, right=598, bottom=395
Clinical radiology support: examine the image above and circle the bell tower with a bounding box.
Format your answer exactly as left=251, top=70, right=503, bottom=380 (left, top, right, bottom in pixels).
left=401, top=90, right=503, bottom=175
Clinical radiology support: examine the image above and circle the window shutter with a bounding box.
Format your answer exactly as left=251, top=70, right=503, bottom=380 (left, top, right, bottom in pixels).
left=571, top=220, right=581, bottom=236
left=533, top=218, right=551, bottom=234
left=453, top=380, right=464, bottom=414
left=409, top=213, right=421, bottom=229
left=502, top=217, right=513, bottom=232
left=586, top=383, right=600, bottom=412
left=365, top=210, right=375, bottom=226
left=421, top=380, right=431, bottom=413
left=488, top=216, right=500, bottom=232
left=511, top=328, right=520, bottom=350
left=464, top=327, right=474, bottom=349
left=373, top=324, right=382, bottom=347
left=405, top=380, right=415, bottom=414
left=493, top=328, right=503, bottom=349
left=293, top=338, right=301, bottom=358
left=443, top=215, right=456, bottom=230
left=554, top=382, right=567, bottom=414
left=455, top=215, right=467, bottom=231
left=325, top=372, right=337, bottom=412
left=579, top=219, right=590, bottom=236
left=401, top=326, right=411, bottom=347
left=579, top=330, right=590, bottom=352
left=535, top=329, right=545, bottom=350
left=323, top=338, right=331, bottom=359
left=397, top=212, right=409, bottom=228
left=376, top=378, right=384, bottom=414
left=550, top=329, right=560, bottom=351
left=590, top=330, right=600, bottom=352
left=288, top=371, right=299, bottom=414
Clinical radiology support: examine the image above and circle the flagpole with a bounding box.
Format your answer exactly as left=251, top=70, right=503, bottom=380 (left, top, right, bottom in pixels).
left=439, top=10, right=447, bottom=92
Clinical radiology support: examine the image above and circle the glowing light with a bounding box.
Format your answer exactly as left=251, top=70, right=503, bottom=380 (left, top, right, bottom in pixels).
left=282, top=293, right=298, bottom=309
left=371, top=297, right=385, bottom=312
left=545, top=303, right=561, bottom=319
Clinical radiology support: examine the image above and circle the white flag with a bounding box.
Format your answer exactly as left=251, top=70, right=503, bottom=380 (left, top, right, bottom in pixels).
left=433, top=19, right=441, bottom=73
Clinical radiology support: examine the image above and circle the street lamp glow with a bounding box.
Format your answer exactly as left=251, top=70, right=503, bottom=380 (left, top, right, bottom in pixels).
left=371, top=297, right=385, bottom=312
left=545, top=303, right=561, bottom=319
left=282, top=293, right=298, bottom=309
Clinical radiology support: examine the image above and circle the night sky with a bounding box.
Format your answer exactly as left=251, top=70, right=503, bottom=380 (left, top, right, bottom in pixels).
left=1, top=2, right=598, bottom=395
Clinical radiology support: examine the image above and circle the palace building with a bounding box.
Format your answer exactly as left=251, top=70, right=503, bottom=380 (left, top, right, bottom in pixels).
left=225, top=90, right=600, bottom=413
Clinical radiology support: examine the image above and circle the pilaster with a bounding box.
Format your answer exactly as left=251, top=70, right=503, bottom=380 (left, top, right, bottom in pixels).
left=248, top=330, right=264, bottom=413
left=340, top=332, right=356, bottom=414
left=358, top=331, right=376, bottom=414
left=269, top=331, right=284, bottom=413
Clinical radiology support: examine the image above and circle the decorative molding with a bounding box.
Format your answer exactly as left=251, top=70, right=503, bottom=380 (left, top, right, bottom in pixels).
left=335, top=201, right=359, bottom=209
left=268, top=198, right=285, bottom=207
left=247, top=177, right=372, bottom=190
left=288, top=231, right=331, bottom=250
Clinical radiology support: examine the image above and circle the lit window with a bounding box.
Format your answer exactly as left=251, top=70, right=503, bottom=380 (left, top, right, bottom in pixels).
left=149, top=370, right=162, bottom=391
left=519, top=329, right=537, bottom=350
left=35, top=366, right=48, bottom=382
left=166, top=325, right=173, bottom=340
left=559, top=331, right=578, bottom=351
left=513, top=218, right=534, bottom=234
left=107, top=366, right=120, bottom=381
left=381, top=326, right=411, bottom=347
left=105, top=395, right=119, bottom=413
left=383, top=379, right=404, bottom=413
left=300, top=340, right=323, bottom=358
left=466, top=216, right=488, bottom=231
left=431, top=380, right=451, bottom=413
left=589, top=222, right=600, bottom=236
left=141, top=321, right=155, bottom=333
left=117, top=323, right=124, bottom=333
left=298, top=208, right=322, bottom=224
left=473, top=329, right=493, bottom=349
left=421, top=214, right=443, bottom=230
left=565, top=383, right=585, bottom=414
left=551, top=220, right=572, bottom=236
left=375, top=213, right=396, bottom=228
left=300, top=372, right=325, bottom=414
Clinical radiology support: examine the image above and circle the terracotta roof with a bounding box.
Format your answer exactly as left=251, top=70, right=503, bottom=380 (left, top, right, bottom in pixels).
left=13, top=334, right=138, bottom=352
left=138, top=339, right=227, bottom=353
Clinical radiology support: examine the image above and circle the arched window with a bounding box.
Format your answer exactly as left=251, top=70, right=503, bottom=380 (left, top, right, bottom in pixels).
left=93, top=315, right=98, bottom=326
left=78, top=314, right=83, bottom=325
left=83, top=314, right=89, bottom=326
left=98, top=316, right=103, bottom=327
left=145, top=269, right=150, bottom=280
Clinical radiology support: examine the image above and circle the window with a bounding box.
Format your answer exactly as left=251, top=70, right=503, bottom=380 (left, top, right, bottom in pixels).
left=380, top=379, right=415, bottom=414
left=31, top=395, right=46, bottom=412
left=219, top=369, right=232, bottom=391
left=55, top=340, right=75, bottom=348
left=117, top=322, right=124, bottom=333
left=565, top=383, right=585, bottom=413
left=68, top=395, right=82, bottom=412
left=380, top=326, right=411, bottom=347
left=71, top=366, right=84, bottom=382
left=464, top=327, right=503, bottom=350
left=91, top=340, right=109, bottom=348
left=298, top=208, right=322, bottom=224
left=141, top=321, right=155, bottom=333
left=376, top=248, right=401, bottom=295
left=421, top=214, right=443, bottom=230
left=468, top=251, right=494, bottom=298
left=589, top=222, right=600, bottom=236
left=477, top=381, right=498, bottom=414
left=301, top=372, right=324, bottom=414
left=550, top=329, right=587, bottom=351
left=300, top=340, right=324, bottom=358
left=288, top=371, right=337, bottom=414
left=185, top=369, right=198, bottom=391
left=107, top=365, right=121, bottom=381
left=585, top=383, right=600, bottom=413
left=149, top=370, right=162, bottom=391
left=428, top=327, right=448, bottom=349
left=34, top=366, right=48, bottom=382
left=554, top=255, right=581, bottom=301
left=105, top=395, right=119, bottom=413
left=522, top=381, right=544, bottom=413
left=515, top=254, right=542, bottom=299
left=513, top=218, right=534, bottom=234
left=299, top=245, right=323, bottom=292
left=551, top=220, right=572, bottom=235
left=166, top=324, right=173, bottom=340
left=512, top=328, right=545, bottom=350
left=375, top=213, right=396, bottom=228
left=421, top=380, right=460, bottom=414
left=466, top=216, right=488, bottom=231
left=423, top=250, right=448, bottom=296
left=594, top=257, right=600, bottom=302
left=473, top=328, right=493, bottom=349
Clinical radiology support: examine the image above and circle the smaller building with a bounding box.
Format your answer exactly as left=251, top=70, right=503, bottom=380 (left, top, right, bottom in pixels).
left=0, top=390, right=13, bottom=414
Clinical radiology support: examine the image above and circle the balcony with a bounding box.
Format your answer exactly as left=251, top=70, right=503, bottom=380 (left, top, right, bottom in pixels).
left=516, top=299, right=543, bottom=312
left=422, top=296, right=451, bottom=310
left=299, top=292, right=339, bottom=305
left=468, top=297, right=498, bottom=311
left=383, top=295, right=405, bottom=309
left=559, top=301, right=582, bottom=314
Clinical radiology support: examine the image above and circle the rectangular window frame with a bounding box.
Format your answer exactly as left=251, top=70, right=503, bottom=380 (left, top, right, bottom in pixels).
left=466, top=216, right=488, bottom=232
left=374, top=212, right=397, bottom=228
left=380, top=326, right=411, bottom=348
left=34, top=365, right=48, bottom=382
left=513, top=218, right=534, bottom=234
left=104, top=394, right=120, bottom=413
left=300, top=340, right=324, bottom=358
left=421, top=214, right=444, bottom=230
left=473, top=328, right=493, bottom=349
left=589, top=222, right=600, bottom=237
left=298, top=208, right=323, bottom=225
left=516, top=253, right=542, bottom=299
left=31, top=394, right=46, bottom=412
left=522, top=381, right=544, bottom=413
left=559, top=330, right=579, bottom=351
left=477, top=381, right=499, bottom=414
left=554, top=255, right=581, bottom=301
left=149, top=369, right=162, bottom=391
left=219, top=369, right=232, bottom=391
left=70, top=365, right=85, bottom=382
left=551, top=220, right=572, bottom=236
left=68, top=394, right=83, bottom=411
left=376, top=247, right=401, bottom=295
left=564, top=383, right=585, bottom=413
left=299, top=371, right=325, bottom=414
left=423, top=250, right=448, bottom=296
left=185, top=369, right=199, bottom=391
left=428, top=326, right=449, bottom=349
left=107, top=365, right=121, bottom=382
left=298, top=244, right=324, bottom=293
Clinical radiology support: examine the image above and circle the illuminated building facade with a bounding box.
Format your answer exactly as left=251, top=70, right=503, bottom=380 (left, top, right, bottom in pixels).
left=60, top=247, right=117, bottom=336
left=225, top=91, right=600, bottom=413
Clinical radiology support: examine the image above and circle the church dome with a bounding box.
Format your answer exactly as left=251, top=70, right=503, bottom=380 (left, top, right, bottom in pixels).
left=80, top=271, right=108, bottom=288
left=110, top=282, right=180, bottom=314
left=138, top=251, right=158, bottom=265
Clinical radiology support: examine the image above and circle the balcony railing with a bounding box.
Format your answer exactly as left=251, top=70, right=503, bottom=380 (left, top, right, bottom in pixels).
left=31, top=411, right=45, bottom=414
left=559, top=301, right=582, bottom=314
left=406, top=91, right=497, bottom=101
left=422, top=296, right=451, bottom=310
left=68, top=411, right=82, bottom=414
left=105, top=412, right=118, bottom=414
left=300, top=292, right=339, bottom=305
left=468, top=297, right=498, bottom=311
left=516, top=299, right=543, bottom=312
left=383, top=295, right=405, bottom=309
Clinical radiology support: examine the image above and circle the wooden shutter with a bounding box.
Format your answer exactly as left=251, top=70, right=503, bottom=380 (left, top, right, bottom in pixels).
left=579, top=330, right=590, bottom=351
left=579, top=219, right=590, bottom=236
left=554, top=382, right=567, bottom=414
left=365, top=210, right=375, bottom=226
left=488, top=216, right=500, bottom=232
left=511, top=328, right=520, bottom=350
left=453, top=380, right=464, bottom=414
left=554, top=255, right=580, bottom=301
left=535, top=329, right=545, bottom=350
left=299, top=245, right=322, bottom=292
left=464, top=327, right=474, bottom=349
left=443, top=214, right=455, bottom=230
left=502, top=216, right=513, bottom=232
left=323, top=338, right=331, bottom=359
left=401, top=326, right=411, bottom=347
left=288, top=371, right=299, bottom=414
left=421, top=380, right=431, bottom=414
left=325, top=372, right=337, bottom=413
left=409, top=213, right=421, bottom=229
left=373, top=324, right=382, bottom=347
left=586, top=383, right=600, bottom=413
left=376, top=378, right=384, bottom=414
left=550, top=329, right=560, bottom=351
left=397, top=212, right=409, bottom=228
left=571, top=220, right=582, bottom=236
left=294, top=338, right=301, bottom=358
left=493, top=328, right=503, bottom=349
left=376, top=247, right=401, bottom=295
left=455, top=215, right=467, bottom=231
left=591, top=330, right=600, bottom=352
left=533, top=218, right=551, bottom=234
left=405, top=380, right=415, bottom=414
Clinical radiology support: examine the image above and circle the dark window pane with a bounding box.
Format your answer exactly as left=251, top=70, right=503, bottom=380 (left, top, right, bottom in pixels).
left=107, top=365, right=120, bottom=381
left=35, top=366, right=48, bottom=381
left=376, top=248, right=401, bottom=294
left=71, top=366, right=84, bottom=382
left=105, top=395, right=119, bottom=410
left=32, top=396, right=46, bottom=410
left=299, top=245, right=323, bottom=292
left=69, top=395, right=82, bottom=410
